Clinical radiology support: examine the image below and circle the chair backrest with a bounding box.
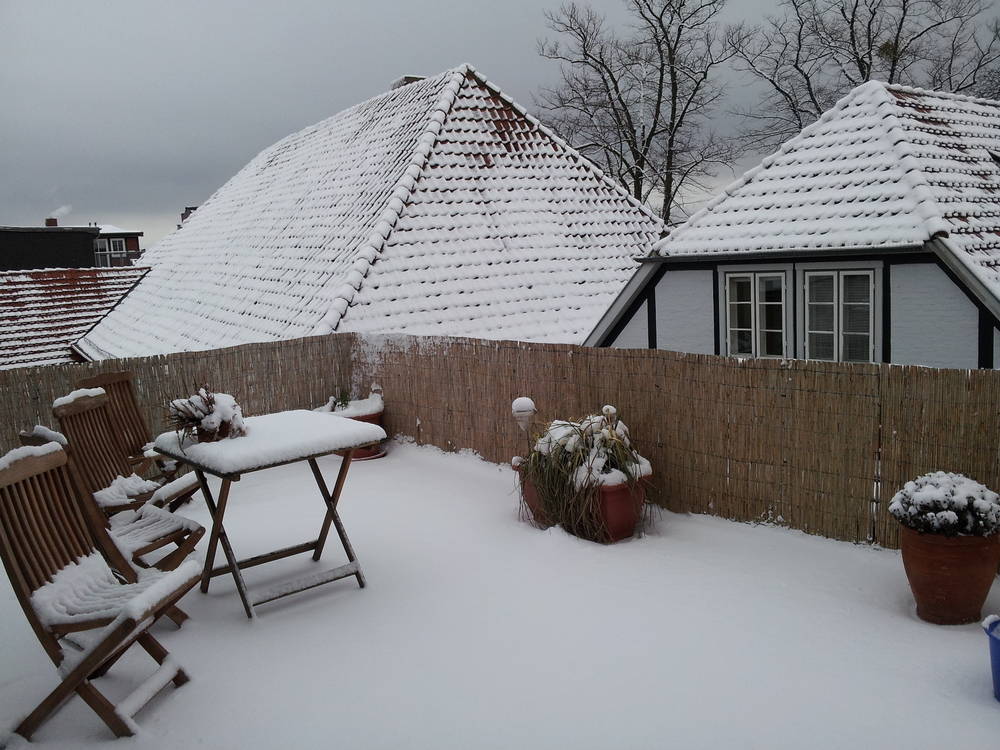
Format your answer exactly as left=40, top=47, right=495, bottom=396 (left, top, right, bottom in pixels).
left=0, top=444, right=100, bottom=663
left=76, top=371, right=151, bottom=459
left=52, top=392, right=133, bottom=497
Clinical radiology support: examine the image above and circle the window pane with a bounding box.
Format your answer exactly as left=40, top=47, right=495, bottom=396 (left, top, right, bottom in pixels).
left=842, top=274, right=871, bottom=304
left=761, top=303, right=783, bottom=330
left=758, top=275, right=783, bottom=303
left=808, top=274, right=834, bottom=303
left=760, top=330, right=784, bottom=356
left=808, top=332, right=835, bottom=360
left=808, top=303, right=834, bottom=332
left=842, top=303, right=870, bottom=334
left=729, top=302, right=752, bottom=329
left=728, top=277, right=751, bottom=303
left=729, top=330, right=752, bottom=355
left=842, top=333, right=871, bottom=362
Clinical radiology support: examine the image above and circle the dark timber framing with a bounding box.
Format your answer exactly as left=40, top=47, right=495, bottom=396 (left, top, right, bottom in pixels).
left=598, top=242, right=1000, bottom=369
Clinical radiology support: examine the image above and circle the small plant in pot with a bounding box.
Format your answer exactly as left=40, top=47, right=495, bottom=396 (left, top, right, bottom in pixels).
left=315, top=383, right=386, bottom=460
left=889, top=471, right=1000, bottom=625
left=512, top=399, right=652, bottom=544
left=168, top=387, right=247, bottom=446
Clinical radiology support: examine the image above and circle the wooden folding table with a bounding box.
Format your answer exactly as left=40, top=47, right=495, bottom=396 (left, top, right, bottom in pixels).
left=154, top=410, right=387, bottom=618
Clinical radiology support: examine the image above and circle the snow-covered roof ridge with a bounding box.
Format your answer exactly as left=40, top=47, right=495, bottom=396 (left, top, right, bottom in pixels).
left=76, top=64, right=661, bottom=356
left=311, top=66, right=468, bottom=335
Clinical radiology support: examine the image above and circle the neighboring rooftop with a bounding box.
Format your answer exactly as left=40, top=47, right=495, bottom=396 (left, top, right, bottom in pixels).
left=76, top=64, right=662, bottom=360
left=0, top=266, right=148, bottom=369
left=653, top=82, right=1000, bottom=310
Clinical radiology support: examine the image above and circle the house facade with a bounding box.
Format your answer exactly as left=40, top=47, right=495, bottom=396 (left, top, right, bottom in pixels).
left=587, top=82, right=1000, bottom=370
left=0, top=220, right=143, bottom=270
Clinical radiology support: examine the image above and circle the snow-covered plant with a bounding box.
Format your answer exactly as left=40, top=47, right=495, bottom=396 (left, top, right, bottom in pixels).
left=889, top=472, right=1000, bottom=537
left=518, top=404, right=652, bottom=543
left=168, top=387, right=247, bottom=445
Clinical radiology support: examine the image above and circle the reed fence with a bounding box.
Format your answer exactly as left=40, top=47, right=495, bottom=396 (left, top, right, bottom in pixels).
left=3, top=332, right=998, bottom=549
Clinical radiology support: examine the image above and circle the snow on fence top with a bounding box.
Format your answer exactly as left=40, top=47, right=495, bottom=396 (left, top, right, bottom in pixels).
left=653, top=81, right=1000, bottom=306
left=75, top=64, right=662, bottom=361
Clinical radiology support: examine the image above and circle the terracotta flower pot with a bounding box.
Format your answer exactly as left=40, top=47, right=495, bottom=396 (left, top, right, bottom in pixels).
left=600, top=479, right=647, bottom=543
left=336, top=410, right=386, bottom=461
left=899, top=525, right=1000, bottom=625
left=196, top=421, right=230, bottom=443
left=513, top=463, right=551, bottom=528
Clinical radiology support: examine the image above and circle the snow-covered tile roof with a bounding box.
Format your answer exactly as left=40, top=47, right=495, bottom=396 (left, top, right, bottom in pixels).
left=77, top=65, right=661, bottom=359
left=655, top=81, right=1000, bottom=304
left=0, top=267, right=148, bottom=369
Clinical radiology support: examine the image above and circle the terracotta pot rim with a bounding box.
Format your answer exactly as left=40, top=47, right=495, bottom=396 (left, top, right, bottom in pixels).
left=899, top=525, right=999, bottom=546
left=597, top=473, right=653, bottom=493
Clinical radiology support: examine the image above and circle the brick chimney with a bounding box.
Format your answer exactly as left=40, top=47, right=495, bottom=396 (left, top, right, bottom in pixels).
left=45, top=217, right=58, bottom=227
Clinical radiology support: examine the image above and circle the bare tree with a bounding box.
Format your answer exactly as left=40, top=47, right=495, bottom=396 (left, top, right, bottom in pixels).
left=535, top=1, right=743, bottom=225
left=733, top=0, right=1000, bottom=149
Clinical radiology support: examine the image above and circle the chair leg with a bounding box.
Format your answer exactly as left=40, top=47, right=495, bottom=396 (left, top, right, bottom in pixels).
left=164, top=605, right=189, bottom=628
left=15, top=675, right=132, bottom=740
left=137, top=633, right=189, bottom=687
left=75, top=681, right=134, bottom=738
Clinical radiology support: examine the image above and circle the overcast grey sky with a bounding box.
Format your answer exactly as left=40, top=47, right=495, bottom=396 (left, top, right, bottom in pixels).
left=1, top=0, right=769, bottom=246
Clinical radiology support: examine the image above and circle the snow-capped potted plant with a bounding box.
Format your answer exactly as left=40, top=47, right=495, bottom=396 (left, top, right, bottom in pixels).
left=316, top=383, right=385, bottom=460
left=168, top=387, right=247, bottom=445
left=889, top=471, right=1000, bottom=624
left=512, top=399, right=652, bottom=543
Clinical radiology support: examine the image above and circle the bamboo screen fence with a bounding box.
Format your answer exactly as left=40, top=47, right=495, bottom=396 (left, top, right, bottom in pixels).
left=2, top=332, right=998, bottom=549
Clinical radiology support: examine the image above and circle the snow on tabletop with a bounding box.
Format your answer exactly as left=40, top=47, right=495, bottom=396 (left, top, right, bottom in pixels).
left=27, top=425, right=67, bottom=446
left=51, top=387, right=105, bottom=409
left=0, top=441, right=62, bottom=472
left=92, top=474, right=160, bottom=508
left=153, top=410, right=386, bottom=475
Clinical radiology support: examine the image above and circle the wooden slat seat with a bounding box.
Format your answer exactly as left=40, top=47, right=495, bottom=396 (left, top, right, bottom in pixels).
left=0, top=443, right=200, bottom=740
left=18, top=429, right=204, bottom=576
left=52, top=390, right=197, bottom=513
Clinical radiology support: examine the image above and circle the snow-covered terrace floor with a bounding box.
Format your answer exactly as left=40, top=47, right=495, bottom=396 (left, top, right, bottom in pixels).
left=2, top=442, right=999, bottom=748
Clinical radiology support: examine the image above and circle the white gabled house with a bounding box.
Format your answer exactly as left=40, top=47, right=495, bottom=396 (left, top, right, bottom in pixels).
left=587, top=81, right=1000, bottom=370
left=75, top=64, right=662, bottom=361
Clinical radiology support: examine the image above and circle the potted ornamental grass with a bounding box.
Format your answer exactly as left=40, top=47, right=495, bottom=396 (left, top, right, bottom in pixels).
left=512, top=398, right=652, bottom=544
left=889, top=471, right=1000, bottom=624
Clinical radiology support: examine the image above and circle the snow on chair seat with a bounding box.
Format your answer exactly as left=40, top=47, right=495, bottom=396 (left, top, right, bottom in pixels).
left=32, top=551, right=201, bottom=633
left=108, top=502, right=204, bottom=570
left=0, top=443, right=200, bottom=740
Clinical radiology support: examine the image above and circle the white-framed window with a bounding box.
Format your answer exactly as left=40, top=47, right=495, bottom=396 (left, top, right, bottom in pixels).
left=725, top=272, right=787, bottom=358
left=804, top=270, right=875, bottom=362
left=94, top=238, right=110, bottom=267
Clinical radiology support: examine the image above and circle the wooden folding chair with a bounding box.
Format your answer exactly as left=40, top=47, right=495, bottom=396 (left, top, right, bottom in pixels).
left=75, top=371, right=174, bottom=480
left=0, top=443, right=201, bottom=740
left=52, top=390, right=197, bottom=514
left=18, top=428, right=205, bottom=577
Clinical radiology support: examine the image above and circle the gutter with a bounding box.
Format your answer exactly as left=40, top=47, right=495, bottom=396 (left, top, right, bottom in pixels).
left=636, top=244, right=928, bottom=265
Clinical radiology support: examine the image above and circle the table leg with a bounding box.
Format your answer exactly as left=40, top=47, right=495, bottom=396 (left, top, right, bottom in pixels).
left=308, top=455, right=366, bottom=588
left=196, top=473, right=254, bottom=618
